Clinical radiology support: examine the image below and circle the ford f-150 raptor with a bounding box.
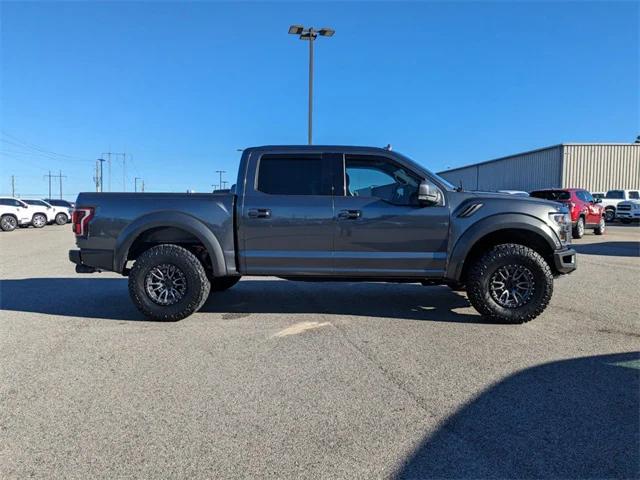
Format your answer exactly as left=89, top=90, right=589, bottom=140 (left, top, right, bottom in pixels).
left=69, top=146, right=576, bottom=323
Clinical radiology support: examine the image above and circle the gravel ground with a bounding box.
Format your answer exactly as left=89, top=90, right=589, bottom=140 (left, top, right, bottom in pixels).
left=1, top=224, right=638, bottom=479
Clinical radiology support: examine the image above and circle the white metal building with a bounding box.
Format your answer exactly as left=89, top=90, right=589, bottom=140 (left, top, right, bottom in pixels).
left=438, top=143, right=640, bottom=192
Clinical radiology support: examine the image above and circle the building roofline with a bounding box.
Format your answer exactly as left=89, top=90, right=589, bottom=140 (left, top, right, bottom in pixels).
left=437, top=143, right=639, bottom=174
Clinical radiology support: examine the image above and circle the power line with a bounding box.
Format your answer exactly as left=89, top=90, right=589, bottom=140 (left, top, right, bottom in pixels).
left=43, top=171, right=67, bottom=199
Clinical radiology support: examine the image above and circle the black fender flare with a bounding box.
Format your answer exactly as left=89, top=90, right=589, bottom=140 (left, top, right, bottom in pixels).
left=114, top=211, right=226, bottom=275
left=446, top=213, right=560, bottom=281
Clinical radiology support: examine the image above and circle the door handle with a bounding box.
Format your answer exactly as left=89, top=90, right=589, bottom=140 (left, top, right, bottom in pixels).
left=247, top=208, right=271, bottom=219
left=338, top=209, right=361, bottom=220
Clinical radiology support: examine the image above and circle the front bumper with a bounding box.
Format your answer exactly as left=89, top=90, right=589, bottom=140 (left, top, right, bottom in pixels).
left=616, top=211, right=640, bottom=219
left=553, top=247, right=577, bottom=274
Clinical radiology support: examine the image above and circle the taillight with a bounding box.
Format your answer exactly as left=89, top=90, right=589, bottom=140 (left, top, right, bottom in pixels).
left=72, top=207, right=94, bottom=237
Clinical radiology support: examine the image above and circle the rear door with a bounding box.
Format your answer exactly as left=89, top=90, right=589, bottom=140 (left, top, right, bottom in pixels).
left=237, top=152, right=335, bottom=275
left=331, top=153, right=450, bottom=277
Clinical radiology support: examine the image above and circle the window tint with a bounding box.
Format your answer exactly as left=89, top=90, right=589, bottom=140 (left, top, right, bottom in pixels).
left=582, top=191, right=594, bottom=202
left=24, top=200, right=47, bottom=206
left=629, top=191, right=639, bottom=199
left=530, top=190, right=570, bottom=201
left=0, top=199, right=8, bottom=206
left=257, top=155, right=331, bottom=195
left=592, top=193, right=604, bottom=200
left=48, top=199, right=70, bottom=207
left=606, top=190, right=624, bottom=199
left=344, top=155, right=422, bottom=206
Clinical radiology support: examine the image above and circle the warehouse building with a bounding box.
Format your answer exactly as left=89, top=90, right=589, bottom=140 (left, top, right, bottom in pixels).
left=438, top=143, right=640, bottom=193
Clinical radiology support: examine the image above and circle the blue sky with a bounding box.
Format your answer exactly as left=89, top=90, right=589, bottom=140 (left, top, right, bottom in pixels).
left=1, top=1, right=638, bottom=198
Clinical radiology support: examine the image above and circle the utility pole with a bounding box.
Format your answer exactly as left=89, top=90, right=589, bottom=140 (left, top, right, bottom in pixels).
left=141, top=180, right=145, bottom=192
left=135, top=177, right=143, bottom=192
left=44, top=171, right=52, bottom=199
left=96, top=158, right=106, bottom=192
left=216, top=170, right=226, bottom=191
left=58, top=170, right=66, bottom=199
left=11, top=175, right=15, bottom=197
left=102, top=151, right=126, bottom=191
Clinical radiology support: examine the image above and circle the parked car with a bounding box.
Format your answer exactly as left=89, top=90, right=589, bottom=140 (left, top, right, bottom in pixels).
left=498, top=190, right=530, bottom=196
left=600, top=189, right=640, bottom=222
left=22, top=199, right=69, bottom=225
left=44, top=199, right=75, bottom=222
left=70, top=145, right=576, bottom=324
left=529, top=188, right=605, bottom=238
left=615, top=200, right=640, bottom=224
left=0, top=197, right=48, bottom=228
left=0, top=198, right=32, bottom=231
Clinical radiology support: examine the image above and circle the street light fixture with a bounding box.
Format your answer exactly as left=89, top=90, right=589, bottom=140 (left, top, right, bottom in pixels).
left=288, top=24, right=335, bottom=144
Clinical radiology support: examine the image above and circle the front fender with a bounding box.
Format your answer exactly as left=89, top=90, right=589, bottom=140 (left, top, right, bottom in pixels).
left=114, top=211, right=226, bottom=275
left=446, top=213, right=560, bottom=281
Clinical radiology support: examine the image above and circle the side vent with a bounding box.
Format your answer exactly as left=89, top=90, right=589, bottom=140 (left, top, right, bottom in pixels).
left=458, top=203, right=483, bottom=218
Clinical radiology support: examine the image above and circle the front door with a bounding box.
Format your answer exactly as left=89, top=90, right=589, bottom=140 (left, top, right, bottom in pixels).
left=332, top=154, right=450, bottom=277
left=238, top=152, right=335, bottom=275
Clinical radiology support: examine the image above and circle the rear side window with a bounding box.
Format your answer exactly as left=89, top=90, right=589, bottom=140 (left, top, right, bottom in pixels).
left=629, top=191, right=639, bottom=199
left=530, top=190, right=570, bottom=201
left=606, top=190, right=624, bottom=199
left=257, top=155, right=331, bottom=195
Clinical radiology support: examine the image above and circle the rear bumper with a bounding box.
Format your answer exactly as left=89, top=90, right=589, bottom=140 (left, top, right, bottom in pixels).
left=69, top=249, right=114, bottom=273
left=553, top=247, right=577, bottom=274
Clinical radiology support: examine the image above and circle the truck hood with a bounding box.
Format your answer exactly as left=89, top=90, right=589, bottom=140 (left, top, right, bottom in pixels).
left=466, top=190, right=563, bottom=209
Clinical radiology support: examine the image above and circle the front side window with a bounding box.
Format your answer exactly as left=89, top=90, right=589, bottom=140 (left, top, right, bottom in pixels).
left=606, top=190, right=624, bottom=199
left=257, top=155, right=331, bottom=195
left=24, top=200, right=47, bottom=206
left=530, top=190, right=570, bottom=201
left=344, top=155, right=423, bottom=206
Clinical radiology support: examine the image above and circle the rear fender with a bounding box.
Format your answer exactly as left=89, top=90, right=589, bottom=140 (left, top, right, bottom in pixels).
left=114, top=211, right=226, bottom=275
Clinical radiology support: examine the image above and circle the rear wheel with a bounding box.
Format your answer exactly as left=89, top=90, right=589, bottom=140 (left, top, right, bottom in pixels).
left=572, top=217, right=585, bottom=239
left=466, top=243, right=553, bottom=324
left=594, top=216, right=606, bottom=235
left=54, top=213, right=68, bottom=225
left=32, top=213, right=47, bottom=228
left=0, top=215, right=17, bottom=232
left=128, top=244, right=210, bottom=321
left=210, top=276, right=241, bottom=292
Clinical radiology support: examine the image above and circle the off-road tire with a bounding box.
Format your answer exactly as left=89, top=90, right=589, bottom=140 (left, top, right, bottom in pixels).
left=128, top=244, right=210, bottom=321
left=1, top=215, right=17, bottom=232
left=466, top=243, right=554, bottom=324
left=32, top=213, right=47, bottom=228
left=572, top=217, right=585, bottom=239
left=594, top=216, right=606, bottom=235
left=604, top=208, right=615, bottom=222
left=210, top=276, right=241, bottom=292
left=55, top=213, right=68, bottom=225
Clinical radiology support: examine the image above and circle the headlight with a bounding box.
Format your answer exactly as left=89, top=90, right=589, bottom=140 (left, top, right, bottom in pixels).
left=633, top=204, right=640, bottom=210
left=549, top=212, right=570, bottom=226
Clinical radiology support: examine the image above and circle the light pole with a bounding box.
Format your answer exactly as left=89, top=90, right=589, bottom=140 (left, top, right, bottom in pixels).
left=135, top=177, right=143, bottom=192
left=288, top=25, right=335, bottom=145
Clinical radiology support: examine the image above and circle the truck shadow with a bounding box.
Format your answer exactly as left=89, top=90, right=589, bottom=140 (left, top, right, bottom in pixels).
left=573, top=241, right=639, bottom=257
left=395, top=351, right=640, bottom=479
left=0, top=278, right=490, bottom=323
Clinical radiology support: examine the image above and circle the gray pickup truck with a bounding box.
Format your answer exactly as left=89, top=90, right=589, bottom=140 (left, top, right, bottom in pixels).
left=70, top=145, right=576, bottom=323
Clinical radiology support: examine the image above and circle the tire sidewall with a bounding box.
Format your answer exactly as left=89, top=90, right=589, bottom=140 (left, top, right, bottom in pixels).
left=55, top=213, right=67, bottom=225
left=1, top=215, right=17, bottom=231
left=129, top=246, right=209, bottom=321
left=32, top=214, right=46, bottom=228
left=573, top=217, right=584, bottom=238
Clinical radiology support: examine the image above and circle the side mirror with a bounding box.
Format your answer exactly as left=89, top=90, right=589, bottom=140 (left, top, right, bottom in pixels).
left=418, top=181, right=441, bottom=206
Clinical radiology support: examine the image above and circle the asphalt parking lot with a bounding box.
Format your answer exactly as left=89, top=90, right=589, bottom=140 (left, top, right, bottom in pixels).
left=1, top=225, right=638, bottom=479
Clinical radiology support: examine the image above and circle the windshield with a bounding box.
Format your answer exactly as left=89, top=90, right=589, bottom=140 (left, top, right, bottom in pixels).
left=606, top=190, right=624, bottom=199
left=530, top=190, right=571, bottom=201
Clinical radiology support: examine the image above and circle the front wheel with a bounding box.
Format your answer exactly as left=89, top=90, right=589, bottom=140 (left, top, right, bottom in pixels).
left=594, top=217, right=606, bottom=235
left=572, top=217, right=585, bottom=239
left=466, top=243, right=554, bottom=324
left=55, top=213, right=68, bottom=225
left=31, top=213, right=47, bottom=228
left=604, top=209, right=615, bottom=222
left=128, top=244, right=210, bottom=321
left=1, top=215, right=17, bottom=232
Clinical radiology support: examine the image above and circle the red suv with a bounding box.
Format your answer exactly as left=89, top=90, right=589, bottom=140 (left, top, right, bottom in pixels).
left=530, top=188, right=606, bottom=238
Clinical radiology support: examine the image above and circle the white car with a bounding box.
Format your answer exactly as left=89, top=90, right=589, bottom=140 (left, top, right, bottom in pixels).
left=615, top=200, right=640, bottom=224
left=601, top=189, right=640, bottom=222
left=0, top=197, right=39, bottom=231
left=44, top=198, right=74, bottom=222
left=22, top=199, right=69, bottom=225
left=498, top=190, right=530, bottom=196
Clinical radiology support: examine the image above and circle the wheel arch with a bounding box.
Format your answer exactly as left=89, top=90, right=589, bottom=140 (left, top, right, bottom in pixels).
left=447, top=214, right=560, bottom=282
left=114, top=211, right=227, bottom=276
